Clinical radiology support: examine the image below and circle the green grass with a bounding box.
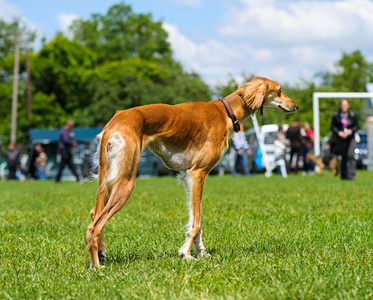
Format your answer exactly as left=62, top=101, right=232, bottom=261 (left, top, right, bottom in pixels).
left=1, top=172, right=373, bottom=299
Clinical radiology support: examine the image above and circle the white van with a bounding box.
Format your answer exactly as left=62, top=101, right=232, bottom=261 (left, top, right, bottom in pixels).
left=245, top=124, right=289, bottom=172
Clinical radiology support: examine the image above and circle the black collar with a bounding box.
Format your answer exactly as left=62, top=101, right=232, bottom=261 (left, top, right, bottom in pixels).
left=219, top=97, right=241, bottom=132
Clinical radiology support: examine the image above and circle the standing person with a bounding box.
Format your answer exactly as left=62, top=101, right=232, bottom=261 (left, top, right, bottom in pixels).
left=27, top=144, right=42, bottom=179
left=331, top=99, right=359, bottom=180
left=277, top=125, right=288, bottom=145
left=35, top=145, right=47, bottom=180
left=15, top=144, right=26, bottom=181
left=232, top=122, right=252, bottom=177
left=274, top=132, right=288, bottom=178
left=5, top=143, right=20, bottom=180
left=55, top=120, right=82, bottom=183
left=286, top=119, right=302, bottom=174
left=302, top=122, right=315, bottom=175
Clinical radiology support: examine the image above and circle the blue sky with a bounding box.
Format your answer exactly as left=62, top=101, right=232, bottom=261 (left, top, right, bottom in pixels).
left=2, top=0, right=373, bottom=87
left=6, top=0, right=225, bottom=41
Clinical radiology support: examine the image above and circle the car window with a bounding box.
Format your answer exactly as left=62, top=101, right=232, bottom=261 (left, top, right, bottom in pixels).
left=264, top=132, right=277, bottom=144
left=358, top=133, right=367, bottom=144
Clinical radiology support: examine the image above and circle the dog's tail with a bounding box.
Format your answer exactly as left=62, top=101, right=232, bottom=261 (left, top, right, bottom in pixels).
left=90, top=130, right=126, bottom=221
left=89, top=133, right=102, bottom=180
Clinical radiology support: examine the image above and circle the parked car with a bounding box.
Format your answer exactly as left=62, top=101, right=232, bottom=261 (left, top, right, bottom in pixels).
left=354, top=130, right=368, bottom=169
left=245, top=124, right=289, bottom=172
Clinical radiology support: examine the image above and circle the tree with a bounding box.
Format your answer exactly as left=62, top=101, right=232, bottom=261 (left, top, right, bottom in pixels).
left=318, top=50, right=373, bottom=92
left=74, top=68, right=211, bottom=127
left=70, top=2, right=173, bottom=65
left=64, top=2, right=210, bottom=127
left=0, top=19, right=36, bottom=145
left=31, top=34, right=96, bottom=115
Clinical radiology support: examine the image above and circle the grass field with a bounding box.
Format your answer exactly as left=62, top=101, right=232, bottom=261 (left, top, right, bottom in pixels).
left=1, top=171, right=373, bottom=299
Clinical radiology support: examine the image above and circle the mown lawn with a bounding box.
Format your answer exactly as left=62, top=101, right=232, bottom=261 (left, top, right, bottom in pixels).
left=1, top=171, right=373, bottom=299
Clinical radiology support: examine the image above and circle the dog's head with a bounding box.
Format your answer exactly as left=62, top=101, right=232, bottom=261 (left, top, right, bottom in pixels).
left=239, top=77, right=298, bottom=116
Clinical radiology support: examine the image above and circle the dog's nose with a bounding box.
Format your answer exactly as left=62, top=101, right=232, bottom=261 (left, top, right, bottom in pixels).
left=295, top=104, right=299, bottom=111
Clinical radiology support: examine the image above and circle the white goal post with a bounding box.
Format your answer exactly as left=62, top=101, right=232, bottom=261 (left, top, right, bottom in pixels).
left=313, top=92, right=373, bottom=156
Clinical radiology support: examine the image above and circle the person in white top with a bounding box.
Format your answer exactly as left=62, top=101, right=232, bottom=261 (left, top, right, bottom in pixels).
left=274, top=132, right=288, bottom=178
left=232, top=122, right=252, bottom=177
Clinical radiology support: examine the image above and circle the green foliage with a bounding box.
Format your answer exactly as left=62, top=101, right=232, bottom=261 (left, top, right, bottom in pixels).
left=27, top=3, right=209, bottom=129
left=94, top=57, right=171, bottom=83
left=215, top=74, right=241, bottom=96
left=30, top=92, right=66, bottom=128
left=70, top=2, right=172, bottom=64
left=1, top=174, right=373, bottom=298
left=318, top=50, right=373, bottom=92
left=0, top=19, right=35, bottom=69
left=31, top=34, right=96, bottom=113
left=74, top=70, right=211, bottom=127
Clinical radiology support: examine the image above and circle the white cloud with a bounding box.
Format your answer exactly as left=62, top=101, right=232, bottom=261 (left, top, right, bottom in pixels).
left=0, top=0, right=22, bottom=22
left=164, top=0, right=373, bottom=86
left=0, top=0, right=43, bottom=50
left=57, top=13, right=79, bottom=36
left=164, top=23, right=250, bottom=84
left=220, top=0, right=373, bottom=48
left=166, top=0, right=203, bottom=7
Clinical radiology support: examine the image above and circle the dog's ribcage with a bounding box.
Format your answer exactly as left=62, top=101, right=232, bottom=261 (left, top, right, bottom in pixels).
left=147, top=139, right=196, bottom=171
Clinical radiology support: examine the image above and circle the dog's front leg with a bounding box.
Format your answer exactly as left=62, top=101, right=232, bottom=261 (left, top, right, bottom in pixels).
left=178, top=169, right=210, bottom=260
left=194, top=229, right=211, bottom=258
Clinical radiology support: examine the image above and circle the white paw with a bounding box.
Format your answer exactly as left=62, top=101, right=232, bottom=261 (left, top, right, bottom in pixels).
left=183, top=254, right=196, bottom=261
left=197, top=249, right=211, bottom=258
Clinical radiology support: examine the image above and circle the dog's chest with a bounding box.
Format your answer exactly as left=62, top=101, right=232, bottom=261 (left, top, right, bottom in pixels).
left=148, top=141, right=195, bottom=171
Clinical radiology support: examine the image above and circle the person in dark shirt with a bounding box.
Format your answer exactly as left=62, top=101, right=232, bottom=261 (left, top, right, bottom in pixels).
left=286, top=118, right=302, bottom=174
left=5, top=143, right=20, bottom=180
left=330, top=99, right=359, bottom=180
left=55, top=120, right=82, bottom=183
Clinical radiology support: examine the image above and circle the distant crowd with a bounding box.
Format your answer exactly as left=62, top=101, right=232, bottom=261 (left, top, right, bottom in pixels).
left=231, top=119, right=316, bottom=179
left=2, top=120, right=87, bottom=183
left=4, top=143, right=47, bottom=181
left=231, top=98, right=359, bottom=180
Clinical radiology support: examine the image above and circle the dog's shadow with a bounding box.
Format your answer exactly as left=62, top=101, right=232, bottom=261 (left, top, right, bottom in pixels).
left=99, top=248, right=222, bottom=267
left=96, top=245, right=272, bottom=267
left=103, top=249, right=180, bottom=265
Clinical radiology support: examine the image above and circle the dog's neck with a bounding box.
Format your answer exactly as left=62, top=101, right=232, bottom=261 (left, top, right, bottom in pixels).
left=224, top=91, right=254, bottom=124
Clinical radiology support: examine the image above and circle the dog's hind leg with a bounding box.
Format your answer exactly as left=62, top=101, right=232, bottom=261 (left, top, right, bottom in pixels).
left=178, top=169, right=210, bottom=260
left=86, top=176, right=136, bottom=268
left=89, top=181, right=110, bottom=262
left=85, top=133, right=140, bottom=268
left=87, top=133, right=110, bottom=262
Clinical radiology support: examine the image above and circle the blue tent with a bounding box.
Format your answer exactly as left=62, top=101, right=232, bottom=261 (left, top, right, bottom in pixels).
left=29, top=128, right=102, bottom=144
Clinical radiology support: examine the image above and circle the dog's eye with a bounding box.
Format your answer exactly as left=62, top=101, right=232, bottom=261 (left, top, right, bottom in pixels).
left=278, top=88, right=282, bottom=95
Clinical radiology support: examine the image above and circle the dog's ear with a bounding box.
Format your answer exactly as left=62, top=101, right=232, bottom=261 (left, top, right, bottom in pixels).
left=239, top=78, right=268, bottom=116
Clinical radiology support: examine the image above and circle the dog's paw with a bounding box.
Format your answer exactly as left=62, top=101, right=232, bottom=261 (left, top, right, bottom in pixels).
left=89, top=264, right=105, bottom=270
left=182, top=254, right=196, bottom=261
left=197, top=250, right=211, bottom=259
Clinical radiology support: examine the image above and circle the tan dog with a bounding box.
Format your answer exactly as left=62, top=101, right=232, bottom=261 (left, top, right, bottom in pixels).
left=84, top=76, right=298, bottom=268
left=306, top=151, right=339, bottom=176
